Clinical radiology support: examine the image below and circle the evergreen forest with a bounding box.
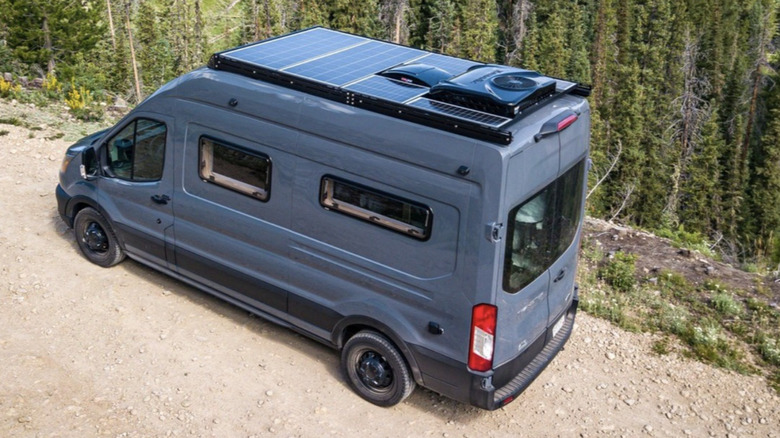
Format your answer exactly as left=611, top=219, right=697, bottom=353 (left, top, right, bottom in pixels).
left=1, top=0, right=779, bottom=267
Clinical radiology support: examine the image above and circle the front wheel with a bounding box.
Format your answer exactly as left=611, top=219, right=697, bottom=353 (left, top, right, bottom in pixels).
left=341, top=331, right=415, bottom=407
left=74, top=207, right=125, bottom=267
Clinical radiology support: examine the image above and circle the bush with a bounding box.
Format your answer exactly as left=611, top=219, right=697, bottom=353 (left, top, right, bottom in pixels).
left=598, top=251, right=637, bottom=292
left=41, top=73, right=62, bottom=99
left=65, top=81, right=101, bottom=121
left=757, top=336, right=780, bottom=366
left=0, top=75, right=22, bottom=98
left=711, top=292, right=743, bottom=317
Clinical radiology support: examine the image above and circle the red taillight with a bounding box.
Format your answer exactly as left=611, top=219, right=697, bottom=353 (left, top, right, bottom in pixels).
left=468, top=304, right=497, bottom=372
left=557, top=114, right=578, bottom=132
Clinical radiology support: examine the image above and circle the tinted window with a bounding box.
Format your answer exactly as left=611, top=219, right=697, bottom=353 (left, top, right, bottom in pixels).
left=503, top=160, right=585, bottom=292
left=321, top=176, right=432, bottom=240
left=199, top=137, right=271, bottom=201
left=106, top=119, right=166, bottom=181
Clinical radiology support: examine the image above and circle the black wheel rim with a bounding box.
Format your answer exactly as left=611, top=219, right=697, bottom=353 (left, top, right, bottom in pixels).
left=356, top=350, right=393, bottom=391
left=82, top=222, right=109, bottom=253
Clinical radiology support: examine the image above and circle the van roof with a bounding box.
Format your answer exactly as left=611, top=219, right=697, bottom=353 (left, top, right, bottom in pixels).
left=208, top=27, right=589, bottom=145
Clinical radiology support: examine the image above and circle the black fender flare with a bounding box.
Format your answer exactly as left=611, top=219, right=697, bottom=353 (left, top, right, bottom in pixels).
left=332, top=315, right=425, bottom=386
left=66, top=196, right=126, bottom=250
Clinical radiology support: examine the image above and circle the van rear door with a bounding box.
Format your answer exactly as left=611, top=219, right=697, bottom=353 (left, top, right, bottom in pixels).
left=547, top=111, right=589, bottom=326
left=493, top=132, right=558, bottom=367
left=494, top=103, right=589, bottom=367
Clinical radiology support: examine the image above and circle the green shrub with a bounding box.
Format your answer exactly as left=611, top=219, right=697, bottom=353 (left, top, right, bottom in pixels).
left=711, top=292, right=743, bottom=317
left=598, top=252, right=637, bottom=292
left=757, top=336, right=780, bottom=366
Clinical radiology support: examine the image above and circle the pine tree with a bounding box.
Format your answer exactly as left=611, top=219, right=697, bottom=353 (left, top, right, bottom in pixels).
left=2, top=0, right=105, bottom=75
left=745, top=108, right=780, bottom=258
left=533, top=1, right=569, bottom=78
left=424, top=0, right=459, bottom=55
left=458, top=0, right=498, bottom=62
left=679, top=105, right=725, bottom=234
left=296, top=0, right=329, bottom=29
left=327, top=0, right=382, bottom=37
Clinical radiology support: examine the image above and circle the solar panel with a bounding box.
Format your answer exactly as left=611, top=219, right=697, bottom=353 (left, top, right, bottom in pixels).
left=407, top=98, right=511, bottom=128
left=209, top=27, right=580, bottom=144
left=283, top=41, right=425, bottom=86
left=224, top=27, right=364, bottom=70
left=345, top=76, right=428, bottom=103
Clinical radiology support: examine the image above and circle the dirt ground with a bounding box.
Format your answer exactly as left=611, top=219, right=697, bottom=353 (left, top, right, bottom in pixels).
left=1, top=104, right=779, bottom=437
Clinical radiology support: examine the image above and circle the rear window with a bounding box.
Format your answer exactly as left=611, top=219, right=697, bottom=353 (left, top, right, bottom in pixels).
left=320, top=176, right=432, bottom=240
left=503, top=160, right=585, bottom=292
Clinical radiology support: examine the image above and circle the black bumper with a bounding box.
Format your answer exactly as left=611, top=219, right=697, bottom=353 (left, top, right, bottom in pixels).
left=410, top=289, right=579, bottom=410
left=55, top=184, right=74, bottom=228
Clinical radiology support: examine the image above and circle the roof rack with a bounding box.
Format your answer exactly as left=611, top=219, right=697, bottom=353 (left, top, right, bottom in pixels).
left=208, top=27, right=590, bottom=145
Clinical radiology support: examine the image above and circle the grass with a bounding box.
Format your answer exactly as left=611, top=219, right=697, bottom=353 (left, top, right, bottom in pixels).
left=0, top=116, right=25, bottom=126
left=579, top=242, right=780, bottom=392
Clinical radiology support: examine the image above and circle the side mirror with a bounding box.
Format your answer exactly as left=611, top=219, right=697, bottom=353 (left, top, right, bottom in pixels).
left=80, top=147, right=99, bottom=180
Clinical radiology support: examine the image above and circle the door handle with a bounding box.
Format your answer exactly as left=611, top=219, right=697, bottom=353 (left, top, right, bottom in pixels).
left=151, top=194, right=170, bottom=205
left=553, top=268, right=567, bottom=283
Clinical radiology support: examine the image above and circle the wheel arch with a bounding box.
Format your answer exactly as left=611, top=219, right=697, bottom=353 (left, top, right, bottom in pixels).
left=66, top=195, right=101, bottom=224
left=68, top=197, right=126, bottom=251
left=333, top=316, right=424, bottom=386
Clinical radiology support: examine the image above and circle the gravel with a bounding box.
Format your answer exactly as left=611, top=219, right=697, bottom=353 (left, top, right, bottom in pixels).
left=1, top=101, right=778, bottom=437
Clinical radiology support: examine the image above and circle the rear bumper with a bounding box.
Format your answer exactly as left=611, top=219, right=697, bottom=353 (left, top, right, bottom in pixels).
left=410, top=287, right=579, bottom=410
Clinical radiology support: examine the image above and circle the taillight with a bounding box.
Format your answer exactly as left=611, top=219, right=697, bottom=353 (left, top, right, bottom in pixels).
left=468, top=304, right=497, bottom=372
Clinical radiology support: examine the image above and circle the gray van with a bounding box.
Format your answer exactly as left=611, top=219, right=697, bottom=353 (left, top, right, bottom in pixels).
left=56, top=27, right=590, bottom=410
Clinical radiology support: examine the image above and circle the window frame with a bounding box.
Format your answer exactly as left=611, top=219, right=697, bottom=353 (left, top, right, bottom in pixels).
left=502, top=159, right=586, bottom=293
left=320, top=175, right=433, bottom=241
left=198, top=136, right=272, bottom=202
left=104, top=117, right=167, bottom=182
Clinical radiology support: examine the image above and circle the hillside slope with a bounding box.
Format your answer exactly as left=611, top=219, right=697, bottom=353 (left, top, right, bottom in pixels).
left=0, top=100, right=778, bottom=437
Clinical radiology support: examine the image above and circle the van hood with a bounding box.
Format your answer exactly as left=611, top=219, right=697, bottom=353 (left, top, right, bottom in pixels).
left=65, top=128, right=110, bottom=155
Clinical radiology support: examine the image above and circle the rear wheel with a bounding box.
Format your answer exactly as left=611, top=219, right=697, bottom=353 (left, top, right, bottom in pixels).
left=74, top=207, right=125, bottom=267
left=341, top=330, right=415, bottom=407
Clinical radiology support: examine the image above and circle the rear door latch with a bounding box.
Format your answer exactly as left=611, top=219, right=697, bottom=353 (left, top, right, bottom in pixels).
left=487, top=222, right=504, bottom=243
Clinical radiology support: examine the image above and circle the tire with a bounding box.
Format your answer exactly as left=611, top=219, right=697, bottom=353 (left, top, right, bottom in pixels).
left=74, top=207, right=126, bottom=267
left=341, top=330, right=415, bottom=407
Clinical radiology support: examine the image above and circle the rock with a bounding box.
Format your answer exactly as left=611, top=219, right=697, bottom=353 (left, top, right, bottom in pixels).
left=704, top=265, right=715, bottom=275
left=19, top=76, right=28, bottom=87
left=113, top=96, right=129, bottom=109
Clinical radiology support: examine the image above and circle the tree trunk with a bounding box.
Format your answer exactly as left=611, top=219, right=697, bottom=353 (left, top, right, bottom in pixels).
left=740, top=7, right=774, bottom=184
left=263, top=0, right=272, bottom=39
left=106, top=0, right=117, bottom=50
left=42, top=13, right=55, bottom=74
left=125, top=3, right=143, bottom=102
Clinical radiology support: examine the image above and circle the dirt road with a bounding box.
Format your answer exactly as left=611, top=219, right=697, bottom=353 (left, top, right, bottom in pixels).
left=1, top=112, right=778, bottom=437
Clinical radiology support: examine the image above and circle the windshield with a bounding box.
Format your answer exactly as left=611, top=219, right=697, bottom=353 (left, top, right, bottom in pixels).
left=503, top=159, right=585, bottom=292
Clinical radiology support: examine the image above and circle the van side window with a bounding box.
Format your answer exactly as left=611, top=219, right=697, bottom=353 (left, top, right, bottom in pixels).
left=320, top=176, right=432, bottom=240
left=106, top=118, right=167, bottom=181
left=199, top=137, right=271, bottom=201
